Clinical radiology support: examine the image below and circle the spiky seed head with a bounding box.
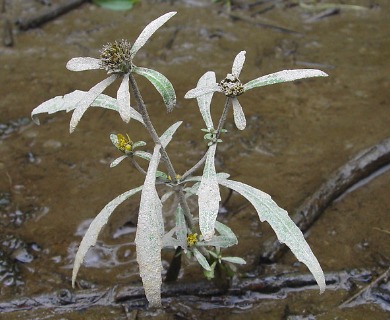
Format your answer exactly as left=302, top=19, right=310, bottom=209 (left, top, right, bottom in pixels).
left=100, top=40, right=133, bottom=74
left=219, top=73, right=244, bottom=97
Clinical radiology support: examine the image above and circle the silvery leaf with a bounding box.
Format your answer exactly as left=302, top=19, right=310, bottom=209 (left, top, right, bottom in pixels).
left=32, top=90, right=86, bottom=125
left=184, top=84, right=221, bottom=99
left=66, top=57, right=102, bottom=71
left=135, top=145, right=164, bottom=307
left=231, top=51, right=246, bottom=78
left=133, top=141, right=146, bottom=149
left=70, top=75, right=117, bottom=133
left=218, top=178, right=326, bottom=293
left=72, top=186, right=143, bottom=287
left=92, top=94, right=144, bottom=124
left=110, top=155, right=127, bottom=167
left=133, top=66, right=176, bottom=112
left=134, top=150, right=152, bottom=161
left=231, top=98, right=246, bottom=130
left=198, top=221, right=237, bottom=248
left=162, top=227, right=181, bottom=247
left=196, top=71, right=216, bottom=129
left=161, top=190, right=174, bottom=203
left=175, top=205, right=188, bottom=250
left=221, top=256, right=246, bottom=265
left=117, top=73, right=131, bottom=122
left=198, top=144, right=220, bottom=241
left=193, top=247, right=211, bottom=271
left=160, top=121, right=182, bottom=148
left=32, top=90, right=144, bottom=125
left=243, top=69, right=328, bottom=92
left=131, top=12, right=176, bottom=58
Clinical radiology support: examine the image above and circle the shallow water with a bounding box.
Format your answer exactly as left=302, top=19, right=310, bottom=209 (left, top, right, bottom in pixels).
left=0, top=0, right=389, bottom=319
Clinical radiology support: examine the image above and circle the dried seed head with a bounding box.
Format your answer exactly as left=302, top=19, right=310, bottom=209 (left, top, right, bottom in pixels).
left=219, top=73, right=244, bottom=97
left=100, top=40, right=132, bottom=74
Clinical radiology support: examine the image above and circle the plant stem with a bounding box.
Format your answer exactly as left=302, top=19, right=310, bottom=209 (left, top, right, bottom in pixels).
left=128, top=73, right=194, bottom=230
left=216, top=97, right=231, bottom=140
left=181, top=97, right=232, bottom=181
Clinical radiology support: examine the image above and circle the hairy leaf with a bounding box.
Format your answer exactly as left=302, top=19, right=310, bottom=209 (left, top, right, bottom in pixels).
left=244, top=69, right=328, bottom=92
left=195, top=71, right=216, bottom=129
left=135, top=145, right=164, bottom=307
left=72, top=186, right=143, bottom=287
left=110, top=155, right=128, bottom=167
left=218, top=178, right=326, bottom=293
left=231, top=97, right=246, bottom=130
left=131, top=12, right=176, bottom=58
left=66, top=57, right=102, bottom=71
left=193, top=247, right=211, bottom=271
left=159, top=121, right=182, bottom=148
left=221, top=256, right=246, bottom=265
left=184, top=83, right=221, bottom=99
left=117, top=73, right=131, bottom=122
left=133, top=66, right=176, bottom=112
left=198, top=144, right=220, bottom=241
left=32, top=90, right=144, bottom=126
left=231, top=51, right=246, bottom=78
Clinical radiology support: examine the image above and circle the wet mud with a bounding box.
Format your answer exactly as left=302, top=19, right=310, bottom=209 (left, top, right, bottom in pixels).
left=0, top=0, right=389, bottom=319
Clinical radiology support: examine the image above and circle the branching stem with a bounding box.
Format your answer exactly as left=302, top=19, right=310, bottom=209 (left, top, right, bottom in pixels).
left=128, top=73, right=194, bottom=230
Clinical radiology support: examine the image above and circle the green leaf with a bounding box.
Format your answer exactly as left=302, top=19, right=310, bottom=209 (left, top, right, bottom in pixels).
left=133, top=66, right=176, bottom=112
left=193, top=247, right=211, bottom=271
left=131, top=12, right=176, bottom=58
left=135, top=145, right=164, bottom=307
left=72, top=186, right=143, bottom=287
left=195, top=71, right=216, bottom=129
left=159, top=121, right=182, bottom=148
left=198, top=144, right=221, bottom=241
left=198, top=221, right=238, bottom=248
left=218, top=178, right=326, bottom=293
left=92, top=0, right=136, bottom=11
left=244, top=69, right=328, bottom=92
left=221, top=256, right=246, bottom=265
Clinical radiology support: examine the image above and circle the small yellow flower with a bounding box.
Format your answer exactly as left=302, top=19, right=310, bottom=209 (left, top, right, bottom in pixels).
left=187, top=233, right=198, bottom=247
left=167, top=174, right=182, bottom=182
left=116, top=133, right=133, bottom=153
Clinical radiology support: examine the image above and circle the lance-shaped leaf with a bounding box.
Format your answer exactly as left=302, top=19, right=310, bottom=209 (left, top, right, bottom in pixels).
left=221, top=256, right=246, bottom=265
left=159, top=121, right=182, bottom=148
left=184, top=83, right=221, bottom=99
left=66, top=57, right=102, bottom=72
left=133, top=66, right=176, bottom=112
left=70, top=74, right=118, bottom=133
left=197, top=221, right=238, bottom=248
left=135, top=145, right=164, bottom=307
left=110, top=155, right=128, bottom=167
left=131, top=12, right=177, bottom=58
left=175, top=205, right=188, bottom=250
left=32, top=90, right=145, bottom=126
left=231, top=51, right=246, bottom=78
left=134, top=150, right=152, bottom=161
left=117, top=73, right=131, bottom=122
left=244, top=69, right=328, bottom=92
left=231, top=98, right=246, bottom=130
left=72, top=186, right=143, bottom=287
left=193, top=247, right=211, bottom=271
left=195, top=71, right=216, bottom=129
left=198, top=143, right=221, bottom=241
left=218, top=178, right=326, bottom=293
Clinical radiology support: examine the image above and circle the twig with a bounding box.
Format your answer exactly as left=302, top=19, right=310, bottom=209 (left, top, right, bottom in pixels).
left=16, top=0, right=87, bottom=30
left=0, top=269, right=372, bottom=313
left=339, top=267, right=390, bottom=309
left=261, top=138, right=390, bottom=262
